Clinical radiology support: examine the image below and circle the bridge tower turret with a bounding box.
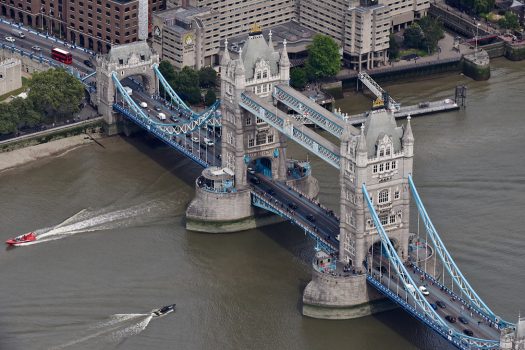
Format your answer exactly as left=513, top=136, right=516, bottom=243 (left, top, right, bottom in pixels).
left=303, top=107, right=414, bottom=319
left=95, top=42, right=159, bottom=135
left=186, top=26, right=303, bottom=233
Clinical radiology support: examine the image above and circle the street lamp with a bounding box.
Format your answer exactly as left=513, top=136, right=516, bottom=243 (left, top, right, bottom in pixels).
left=475, top=23, right=481, bottom=59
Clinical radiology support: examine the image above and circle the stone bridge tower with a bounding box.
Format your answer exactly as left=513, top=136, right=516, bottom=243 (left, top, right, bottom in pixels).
left=303, top=107, right=414, bottom=319
left=186, top=26, right=296, bottom=233
left=95, top=41, right=159, bottom=135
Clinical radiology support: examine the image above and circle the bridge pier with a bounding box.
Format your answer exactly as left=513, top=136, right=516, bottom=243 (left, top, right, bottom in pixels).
left=303, top=265, right=396, bottom=319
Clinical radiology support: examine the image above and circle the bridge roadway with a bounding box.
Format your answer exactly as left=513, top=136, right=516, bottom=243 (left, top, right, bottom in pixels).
left=249, top=173, right=340, bottom=249
left=120, top=77, right=222, bottom=167
left=0, top=20, right=94, bottom=74
left=369, top=259, right=501, bottom=342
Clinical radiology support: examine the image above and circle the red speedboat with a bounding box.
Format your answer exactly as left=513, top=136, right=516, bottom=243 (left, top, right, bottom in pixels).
left=5, top=232, right=37, bottom=246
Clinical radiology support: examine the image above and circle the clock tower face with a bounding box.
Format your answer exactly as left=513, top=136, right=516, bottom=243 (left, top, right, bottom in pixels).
left=184, top=34, right=194, bottom=46
left=154, top=26, right=161, bottom=38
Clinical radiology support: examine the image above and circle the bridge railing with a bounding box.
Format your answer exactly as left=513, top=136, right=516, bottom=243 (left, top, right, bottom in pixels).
left=363, top=183, right=501, bottom=349
left=408, top=175, right=512, bottom=330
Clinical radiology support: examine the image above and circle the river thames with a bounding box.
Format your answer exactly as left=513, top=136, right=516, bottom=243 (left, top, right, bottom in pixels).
left=0, top=59, right=524, bottom=349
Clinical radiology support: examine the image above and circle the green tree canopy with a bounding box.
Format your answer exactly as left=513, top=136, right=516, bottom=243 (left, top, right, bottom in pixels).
left=388, top=34, right=400, bottom=59
left=499, top=12, right=520, bottom=29
left=28, top=68, right=84, bottom=123
left=419, top=17, right=444, bottom=53
left=290, top=68, right=307, bottom=89
left=305, top=34, right=341, bottom=80
left=158, top=60, right=176, bottom=82
left=0, top=103, right=18, bottom=134
left=204, top=89, right=217, bottom=106
left=403, top=23, right=425, bottom=49
left=198, top=67, right=217, bottom=88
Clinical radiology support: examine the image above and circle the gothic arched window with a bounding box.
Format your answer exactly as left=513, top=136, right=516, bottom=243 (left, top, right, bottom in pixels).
left=378, top=189, right=389, bottom=204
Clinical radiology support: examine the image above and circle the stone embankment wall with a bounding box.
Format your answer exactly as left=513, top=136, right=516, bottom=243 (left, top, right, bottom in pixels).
left=0, top=48, right=51, bottom=74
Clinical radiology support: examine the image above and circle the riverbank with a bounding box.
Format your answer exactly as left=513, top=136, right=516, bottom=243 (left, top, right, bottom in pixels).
left=0, top=133, right=104, bottom=173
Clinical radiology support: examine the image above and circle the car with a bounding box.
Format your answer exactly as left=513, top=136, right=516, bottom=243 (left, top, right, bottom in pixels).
left=463, top=329, right=474, bottom=336
left=445, top=315, right=457, bottom=323
left=83, top=59, right=94, bottom=68
left=250, top=176, right=261, bottom=185
left=247, top=167, right=255, bottom=175
left=458, top=316, right=469, bottom=325
left=266, top=189, right=275, bottom=196
left=31, top=45, right=41, bottom=51
left=170, top=116, right=179, bottom=123
left=5, top=36, right=15, bottom=43
left=154, top=106, right=162, bottom=112
left=288, top=202, right=298, bottom=210
left=139, top=101, right=148, bottom=108
left=306, top=214, right=316, bottom=222
left=419, top=286, right=430, bottom=296
left=430, top=303, right=438, bottom=311
left=435, top=300, right=446, bottom=309
left=191, top=136, right=200, bottom=143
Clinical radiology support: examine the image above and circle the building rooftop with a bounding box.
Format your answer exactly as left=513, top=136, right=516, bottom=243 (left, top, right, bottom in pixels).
left=228, top=21, right=317, bottom=55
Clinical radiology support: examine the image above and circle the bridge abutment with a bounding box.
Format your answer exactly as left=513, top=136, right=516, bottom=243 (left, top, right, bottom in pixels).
left=303, top=266, right=396, bottom=319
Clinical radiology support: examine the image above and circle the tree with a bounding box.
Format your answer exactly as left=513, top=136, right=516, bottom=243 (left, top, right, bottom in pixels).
left=10, top=98, right=41, bottom=129
left=172, top=66, right=201, bottom=104
left=290, top=68, right=307, bottom=89
left=499, top=12, right=520, bottom=30
left=0, top=103, right=18, bottom=134
left=198, top=67, right=217, bottom=88
left=204, top=89, right=217, bottom=106
left=403, top=23, right=425, bottom=49
left=305, top=34, right=341, bottom=80
left=158, top=60, right=176, bottom=83
left=388, top=34, right=400, bottom=60
left=419, top=17, right=444, bottom=53
left=28, top=68, right=84, bottom=123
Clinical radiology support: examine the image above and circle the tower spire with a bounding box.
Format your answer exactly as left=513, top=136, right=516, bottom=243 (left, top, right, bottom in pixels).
left=268, top=30, right=274, bottom=50
left=279, top=39, right=290, bottom=67
left=221, top=38, right=230, bottom=66
left=402, top=114, right=414, bottom=144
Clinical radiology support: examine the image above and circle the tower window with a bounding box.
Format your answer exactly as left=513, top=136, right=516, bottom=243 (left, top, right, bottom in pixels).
left=379, top=148, right=384, bottom=157
left=386, top=147, right=391, bottom=156
left=394, top=190, right=400, bottom=199
left=246, top=117, right=251, bottom=125
left=378, top=189, right=389, bottom=204
left=373, top=164, right=378, bottom=173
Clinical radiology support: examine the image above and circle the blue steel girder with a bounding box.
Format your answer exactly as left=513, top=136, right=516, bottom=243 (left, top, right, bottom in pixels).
left=113, top=104, right=208, bottom=168
left=408, top=175, right=512, bottom=329
left=240, top=92, right=341, bottom=169
left=152, top=64, right=191, bottom=112
left=273, top=85, right=345, bottom=139
left=251, top=191, right=337, bottom=254
left=112, top=72, right=221, bottom=135
left=362, top=183, right=500, bottom=350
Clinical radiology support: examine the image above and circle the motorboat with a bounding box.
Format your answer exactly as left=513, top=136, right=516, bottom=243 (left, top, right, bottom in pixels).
left=151, top=304, right=176, bottom=317
left=5, top=232, right=37, bottom=246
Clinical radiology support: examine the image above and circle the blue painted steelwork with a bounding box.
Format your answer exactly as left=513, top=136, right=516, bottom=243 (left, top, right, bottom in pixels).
left=273, top=85, right=345, bottom=139
left=113, top=73, right=221, bottom=135
left=240, top=92, right=341, bottom=169
left=81, top=71, right=96, bottom=81
left=408, top=175, right=513, bottom=330
left=113, top=104, right=208, bottom=168
left=363, top=183, right=501, bottom=349
left=251, top=191, right=337, bottom=254
left=152, top=64, right=191, bottom=112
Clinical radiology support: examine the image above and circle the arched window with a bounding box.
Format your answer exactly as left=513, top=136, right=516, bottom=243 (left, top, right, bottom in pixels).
left=379, top=147, right=384, bottom=157
left=262, top=69, right=268, bottom=78
left=386, top=147, right=391, bottom=156
left=256, top=70, right=261, bottom=79
left=378, top=189, right=389, bottom=204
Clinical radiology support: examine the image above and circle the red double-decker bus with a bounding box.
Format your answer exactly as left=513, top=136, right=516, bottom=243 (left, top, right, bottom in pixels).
left=51, top=48, right=72, bottom=64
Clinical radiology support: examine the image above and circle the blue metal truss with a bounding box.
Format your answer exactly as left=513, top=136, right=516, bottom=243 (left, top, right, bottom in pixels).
left=273, top=85, right=345, bottom=139
left=408, top=175, right=513, bottom=330
left=240, top=92, right=341, bottom=169
left=251, top=191, right=337, bottom=254
left=152, top=64, right=191, bottom=112
left=362, top=183, right=500, bottom=350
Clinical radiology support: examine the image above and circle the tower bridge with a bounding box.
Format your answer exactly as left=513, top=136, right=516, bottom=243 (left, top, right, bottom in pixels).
left=17, top=25, right=520, bottom=349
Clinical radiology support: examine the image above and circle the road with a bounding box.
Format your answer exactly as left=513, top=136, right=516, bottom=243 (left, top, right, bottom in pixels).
left=370, top=257, right=502, bottom=342
left=250, top=173, right=340, bottom=251
left=0, top=20, right=94, bottom=74
left=120, top=76, right=222, bottom=167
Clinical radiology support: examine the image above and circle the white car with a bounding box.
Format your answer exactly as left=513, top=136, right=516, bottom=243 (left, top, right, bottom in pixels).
left=5, top=36, right=15, bottom=43
left=192, top=136, right=200, bottom=143
left=419, top=285, right=430, bottom=296
left=139, top=101, right=148, bottom=108
left=31, top=45, right=41, bottom=51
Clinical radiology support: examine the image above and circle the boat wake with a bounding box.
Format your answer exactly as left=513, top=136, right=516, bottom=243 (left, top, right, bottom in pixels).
left=50, top=313, right=153, bottom=349
left=12, top=200, right=172, bottom=246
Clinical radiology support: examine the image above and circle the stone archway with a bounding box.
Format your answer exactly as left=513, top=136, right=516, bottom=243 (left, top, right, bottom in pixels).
left=70, top=31, right=76, bottom=45
left=26, top=14, right=32, bottom=26
left=95, top=41, right=159, bottom=135
left=79, top=34, right=85, bottom=47
left=248, top=157, right=273, bottom=178
left=1, top=6, right=6, bottom=16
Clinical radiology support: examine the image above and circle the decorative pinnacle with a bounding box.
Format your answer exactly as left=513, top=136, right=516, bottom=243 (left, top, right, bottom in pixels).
left=269, top=30, right=272, bottom=39
left=283, top=39, right=287, bottom=48
left=224, top=38, right=228, bottom=47
left=407, top=114, right=411, bottom=121
left=360, top=123, right=365, bottom=132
